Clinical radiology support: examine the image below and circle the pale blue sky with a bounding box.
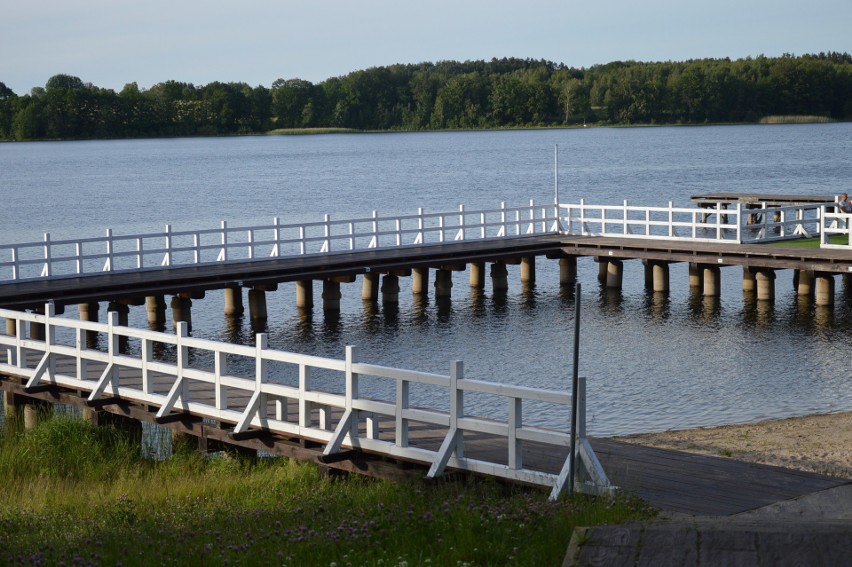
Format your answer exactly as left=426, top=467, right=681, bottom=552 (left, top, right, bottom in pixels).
left=3, top=0, right=850, bottom=95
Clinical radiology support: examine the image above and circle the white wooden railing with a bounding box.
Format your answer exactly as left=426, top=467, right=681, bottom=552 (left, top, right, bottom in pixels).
left=0, top=304, right=610, bottom=499
left=558, top=200, right=831, bottom=244
left=0, top=202, right=561, bottom=283
left=819, top=208, right=852, bottom=249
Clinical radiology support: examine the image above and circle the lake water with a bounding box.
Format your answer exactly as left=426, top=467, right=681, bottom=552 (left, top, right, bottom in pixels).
left=1, top=124, right=852, bottom=436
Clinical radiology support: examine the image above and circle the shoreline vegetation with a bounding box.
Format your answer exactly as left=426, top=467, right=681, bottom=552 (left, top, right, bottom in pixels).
left=0, top=413, right=654, bottom=566
left=2, top=52, right=851, bottom=141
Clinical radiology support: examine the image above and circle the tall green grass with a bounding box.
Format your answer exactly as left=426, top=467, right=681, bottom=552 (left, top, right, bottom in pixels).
left=0, top=416, right=655, bottom=566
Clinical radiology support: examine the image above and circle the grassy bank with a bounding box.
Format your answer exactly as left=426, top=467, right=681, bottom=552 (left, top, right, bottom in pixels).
left=0, top=416, right=654, bottom=566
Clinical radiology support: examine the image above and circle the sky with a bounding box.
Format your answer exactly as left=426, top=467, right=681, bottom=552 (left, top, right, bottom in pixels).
left=2, top=0, right=850, bottom=95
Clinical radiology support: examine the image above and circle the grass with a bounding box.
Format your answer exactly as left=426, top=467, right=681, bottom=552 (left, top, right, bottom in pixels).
left=768, top=234, right=849, bottom=248
left=0, top=415, right=655, bottom=566
left=758, top=115, right=834, bottom=124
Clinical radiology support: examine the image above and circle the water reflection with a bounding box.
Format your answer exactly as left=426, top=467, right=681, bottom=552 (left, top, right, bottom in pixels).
left=643, top=291, right=671, bottom=322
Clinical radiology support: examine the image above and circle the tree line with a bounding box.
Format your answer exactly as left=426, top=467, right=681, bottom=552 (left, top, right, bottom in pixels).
left=2, top=53, right=851, bottom=140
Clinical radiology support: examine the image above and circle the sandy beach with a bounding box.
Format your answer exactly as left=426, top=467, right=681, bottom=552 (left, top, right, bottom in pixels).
left=614, top=411, right=852, bottom=479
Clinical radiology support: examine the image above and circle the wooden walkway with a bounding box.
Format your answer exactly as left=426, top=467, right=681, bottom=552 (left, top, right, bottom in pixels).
left=2, top=233, right=852, bottom=311
left=2, top=364, right=846, bottom=516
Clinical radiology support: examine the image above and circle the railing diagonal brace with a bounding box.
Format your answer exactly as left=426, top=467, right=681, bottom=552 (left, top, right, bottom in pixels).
left=87, top=363, right=116, bottom=403
left=323, top=408, right=355, bottom=457
left=233, top=390, right=262, bottom=434
left=154, top=375, right=185, bottom=419
left=24, top=351, right=53, bottom=390
left=426, top=426, right=460, bottom=479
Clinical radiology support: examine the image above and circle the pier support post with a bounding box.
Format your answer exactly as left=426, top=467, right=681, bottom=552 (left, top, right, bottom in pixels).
left=78, top=302, right=99, bottom=322
left=469, top=262, right=485, bottom=289
left=171, top=296, right=192, bottom=329
left=559, top=257, right=577, bottom=286
left=605, top=260, right=623, bottom=289
left=322, top=280, right=341, bottom=311
left=644, top=261, right=669, bottom=292
left=815, top=273, right=835, bottom=306
left=224, top=286, right=244, bottom=316
left=361, top=273, right=379, bottom=302
left=597, top=258, right=608, bottom=282
left=381, top=274, right=400, bottom=303
left=107, top=301, right=130, bottom=327
left=146, top=296, right=167, bottom=326
left=412, top=268, right=430, bottom=295
left=490, top=262, right=509, bottom=292
left=434, top=269, right=453, bottom=298
left=520, top=257, right=536, bottom=284
left=702, top=266, right=721, bottom=297
left=248, top=289, right=268, bottom=320
left=23, top=399, right=52, bottom=430
left=795, top=270, right=814, bottom=297
left=755, top=269, right=776, bottom=301
left=296, top=280, right=314, bottom=309
left=30, top=306, right=45, bottom=341
left=689, top=263, right=703, bottom=290
left=742, top=268, right=756, bottom=293
left=2, top=391, right=22, bottom=423
left=83, top=410, right=143, bottom=445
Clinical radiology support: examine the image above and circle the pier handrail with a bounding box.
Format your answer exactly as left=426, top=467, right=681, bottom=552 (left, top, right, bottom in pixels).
left=0, top=304, right=610, bottom=499
left=818, top=206, right=852, bottom=249
left=558, top=200, right=829, bottom=244
left=0, top=202, right=561, bottom=283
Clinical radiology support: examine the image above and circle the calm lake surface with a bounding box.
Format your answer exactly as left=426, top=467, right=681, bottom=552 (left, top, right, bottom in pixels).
left=1, top=124, right=852, bottom=436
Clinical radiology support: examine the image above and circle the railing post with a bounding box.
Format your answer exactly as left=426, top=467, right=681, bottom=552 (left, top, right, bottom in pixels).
left=214, top=349, right=228, bottom=411
left=135, top=237, right=143, bottom=269
left=348, top=222, right=355, bottom=250
left=323, top=214, right=331, bottom=252
left=622, top=200, right=629, bottom=235
left=480, top=211, right=486, bottom=239
left=527, top=199, right=535, bottom=235
left=41, top=233, right=51, bottom=277
left=256, top=333, right=268, bottom=423
left=736, top=203, right=743, bottom=243
left=450, top=360, right=464, bottom=459
left=220, top=220, right=228, bottom=262
left=272, top=217, right=281, bottom=257
left=508, top=397, right=522, bottom=470
left=104, top=228, right=114, bottom=271
left=395, top=376, right=410, bottom=447
left=176, top=321, right=189, bottom=408
left=668, top=201, right=674, bottom=238
left=457, top=204, right=465, bottom=241
left=247, top=229, right=254, bottom=260
left=299, top=225, right=306, bottom=255
left=162, top=224, right=172, bottom=266
left=193, top=232, right=200, bottom=264
left=11, top=246, right=19, bottom=280
left=395, top=218, right=402, bottom=247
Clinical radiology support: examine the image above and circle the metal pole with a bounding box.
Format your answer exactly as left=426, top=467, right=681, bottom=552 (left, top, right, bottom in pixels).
left=554, top=144, right=559, bottom=206
left=568, top=282, right=581, bottom=496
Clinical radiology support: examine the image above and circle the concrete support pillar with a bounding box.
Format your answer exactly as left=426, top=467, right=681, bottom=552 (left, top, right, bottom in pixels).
left=490, top=262, right=509, bottom=292
left=520, top=257, right=536, bottom=283
left=322, top=280, right=341, bottom=311
left=361, top=273, right=379, bottom=302
left=755, top=270, right=776, bottom=301
left=815, top=273, right=835, bottom=306
left=469, top=262, right=486, bottom=289
left=2, top=391, right=21, bottom=422
left=29, top=306, right=45, bottom=341
left=296, top=280, right=314, bottom=309
left=248, top=289, right=267, bottom=320
left=434, top=269, right=453, bottom=298
left=224, top=286, right=244, bottom=316
left=559, top=257, right=577, bottom=286
left=689, top=263, right=703, bottom=289
left=78, top=302, right=99, bottom=322
left=650, top=262, right=670, bottom=292
left=703, top=266, right=721, bottom=297
left=381, top=274, right=400, bottom=303
left=83, top=410, right=143, bottom=445
left=597, top=259, right=608, bottom=282
left=107, top=301, right=130, bottom=327
left=412, top=268, right=430, bottom=295
left=796, top=270, right=814, bottom=297
left=605, top=260, right=623, bottom=289
left=146, top=296, right=167, bottom=326
left=24, top=399, right=52, bottom=430
left=171, top=296, right=192, bottom=328
left=742, top=268, right=756, bottom=293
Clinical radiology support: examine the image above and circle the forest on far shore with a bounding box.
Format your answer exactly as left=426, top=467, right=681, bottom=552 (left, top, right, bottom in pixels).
left=1, top=52, right=851, bottom=141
